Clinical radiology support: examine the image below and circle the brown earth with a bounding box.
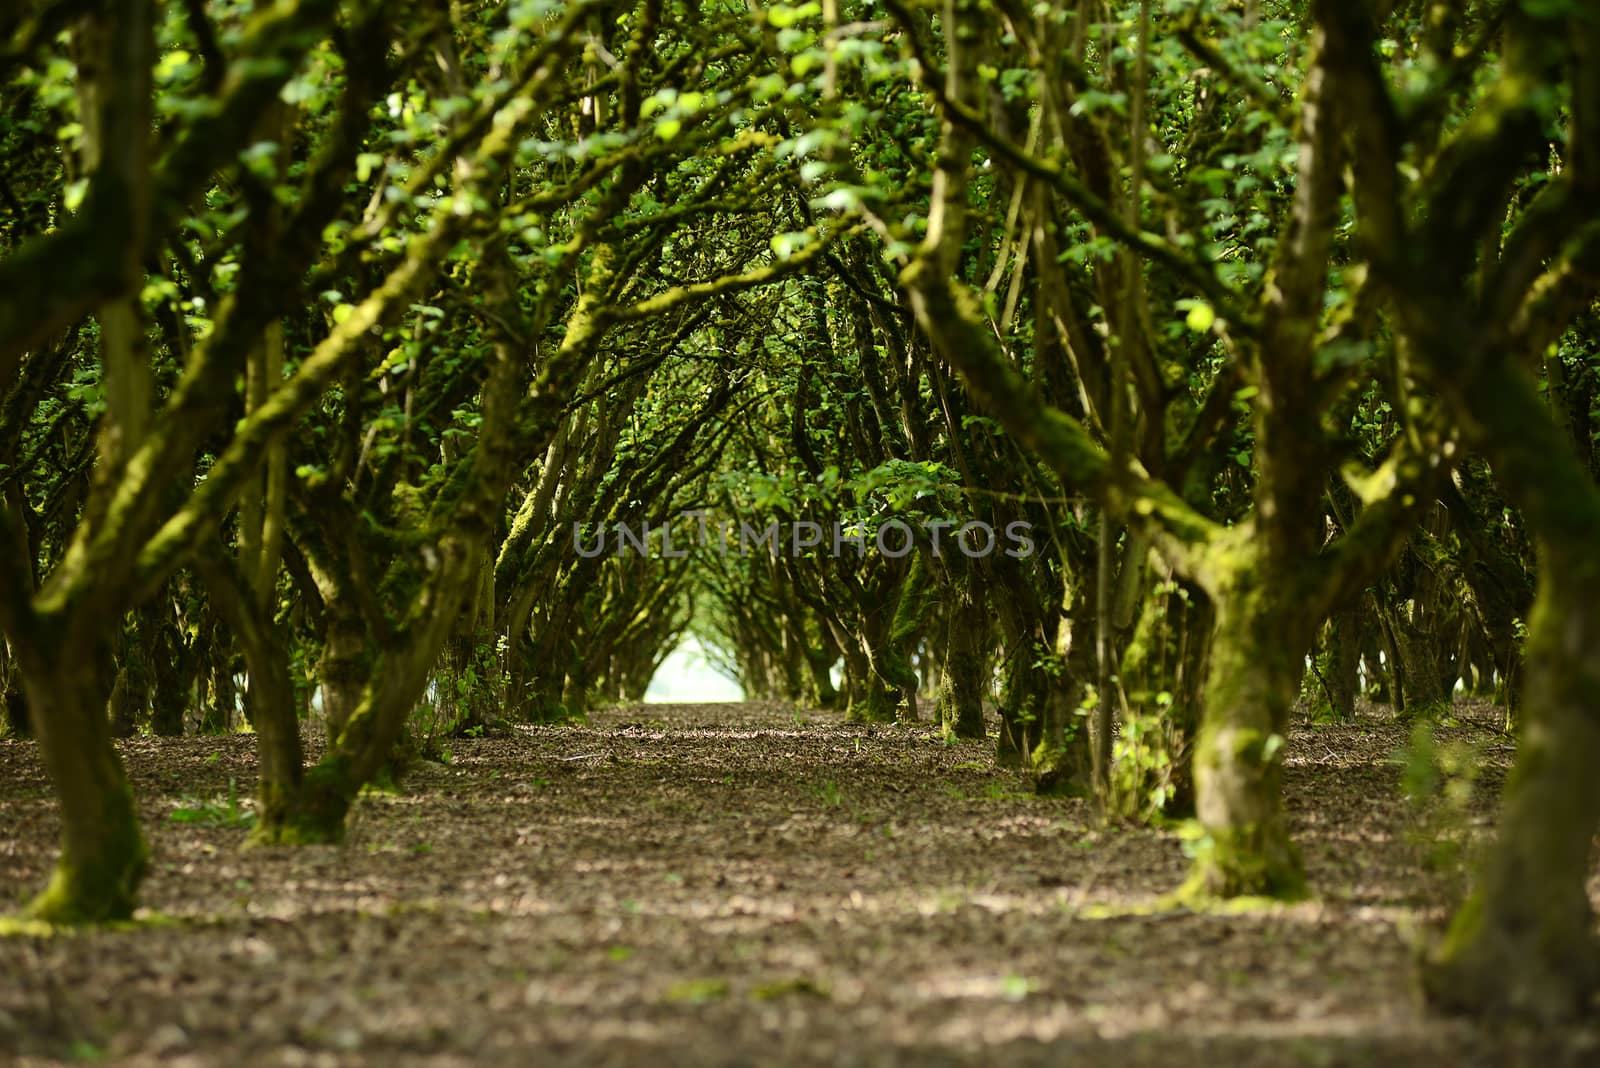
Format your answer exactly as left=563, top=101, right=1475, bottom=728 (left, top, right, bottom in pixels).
left=1, top=700, right=1596, bottom=1067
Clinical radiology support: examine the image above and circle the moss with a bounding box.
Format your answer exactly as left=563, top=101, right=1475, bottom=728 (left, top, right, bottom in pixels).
left=524, top=699, right=584, bottom=725
left=0, top=909, right=182, bottom=938
left=249, top=760, right=353, bottom=846
left=1179, top=821, right=1306, bottom=902
left=1423, top=884, right=1600, bottom=1022
left=0, top=916, right=59, bottom=937
left=23, top=769, right=148, bottom=926
left=1226, top=727, right=1283, bottom=767
left=750, top=977, right=831, bottom=1001
left=846, top=680, right=899, bottom=724
left=1029, top=740, right=1085, bottom=796
left=1181, top=543, right=1315, bottom=901
left=26, top=831, right=149, bottom=925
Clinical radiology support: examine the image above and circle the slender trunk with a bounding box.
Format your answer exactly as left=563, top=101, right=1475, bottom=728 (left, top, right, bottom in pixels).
left=803, top=641, right=839, bottom=709
left=246, top=636, right=302, bottom=840
left=1166, top=589, right=1211, bottom=815
left=146, top=603, right=188, bottom=737
left=196, top=553, right=305, bottom=843
left=838, top=642, right=870, bottom=719
left=849, top=615, right=904, bottom=723
left=1119, top=576, right=1210, bottom=815
left=1325, top=603, right=1360, bottom=721
left=935, top=566, right=987, bottom=739
left=1374, top=590, right=1408, bottom=717
left=106, top=621, right=137, bottom=737
left=3, top=683, right=28, bottom=738
left=996, top=645, right=1046, bottom=766
left=858, top=630, right=918, bottom=724
left=199, top=632, right=236, bottom=734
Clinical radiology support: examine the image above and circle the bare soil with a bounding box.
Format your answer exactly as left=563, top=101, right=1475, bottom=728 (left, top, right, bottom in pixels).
left=2, top=700, right=1596, bottom=1066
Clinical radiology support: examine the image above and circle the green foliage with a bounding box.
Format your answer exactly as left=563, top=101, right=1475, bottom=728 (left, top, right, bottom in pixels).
left=812, top=779, right=844, bottom=807
left=750, top=976, right=830, bottom=1000
left=1109, top=702, right=1184, bottom=823
left=1392, top=722, right=1485, bottom=884
left=169, top=778, right=256, bottom=830
left=663, top=978, right=730, bottom=1004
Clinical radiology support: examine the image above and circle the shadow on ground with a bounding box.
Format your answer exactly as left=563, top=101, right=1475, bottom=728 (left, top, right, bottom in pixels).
left=2, top=700, right=1595, bottom=1066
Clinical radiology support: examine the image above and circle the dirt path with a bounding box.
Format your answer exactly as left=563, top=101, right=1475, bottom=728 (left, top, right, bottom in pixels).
left=1, top=702, right=1594, bottom=1066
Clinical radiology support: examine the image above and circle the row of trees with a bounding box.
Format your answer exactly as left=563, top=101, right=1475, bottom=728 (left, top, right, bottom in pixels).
left=3, top=0, right=1598, bottom=1023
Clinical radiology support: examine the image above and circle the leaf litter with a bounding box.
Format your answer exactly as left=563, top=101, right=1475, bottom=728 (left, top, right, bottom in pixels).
left=1, top=699, right=1597, bottom=1066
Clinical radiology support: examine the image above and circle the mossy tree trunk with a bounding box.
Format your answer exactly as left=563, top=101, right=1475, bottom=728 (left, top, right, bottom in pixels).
left=1422, top=365, right=1600, bottom=1020
left=260, top=171, right=642, bottom=837
left=198, top=627, right=237, bottom=734
left=18, top=633, right=148, bottom=923
left=1356, top=594, right=1394, bottom=705
left=144, top=594, right=190, bottom=737
left=836, top=636, right=872, bottom=721
left=1323, top=602, right=1361, bottom=721
left=1314, top=0, right=1600, bottom=1012
left=1185, top=541, right=1312, bottom=899
left=848, top=587, right=916, bottom=723
left=1119, top=573, right=1212, bottom=815
left=195, top=551, right=305, bottom=845
left=995, top=645, right=1045, bottom=767
left=433, top=546, right=500, bottom=735
left=802, top=633, right=840, bottom=709
left=934, top=560, right=988, bottom=740
left=2, top=636, right=29, bottom=736
left=844, top=555, right=929, bottom=725
left=106, top=619, right=139, bottom=737
left=316, top=607, right=371, bottom=741
left=1424, top=547, right=1600, bottom=1019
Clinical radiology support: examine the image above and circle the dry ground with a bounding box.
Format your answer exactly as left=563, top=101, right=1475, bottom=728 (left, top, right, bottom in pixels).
left=2, top=700, right=1597, bottom=1066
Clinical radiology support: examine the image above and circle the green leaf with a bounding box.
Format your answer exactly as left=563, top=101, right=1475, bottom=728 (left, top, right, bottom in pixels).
left=63, top=178, right=89, bottom=213
left=768, top=3, right=821, bottom=28
left=1183, top=301, right=1216, bottom=333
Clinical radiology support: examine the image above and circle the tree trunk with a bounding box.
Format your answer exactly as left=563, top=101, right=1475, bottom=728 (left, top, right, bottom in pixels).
left=1120, top=576, right=1211, bottom=815
left=934, top=567, right=988, bottom=740
left=1394, top=612, right=1451, bottom=711
left=1358, top=594, right=1393, bottom=704
left=1186, top=554, right=1309, bottom=900
left=1373, top=591, right=1408, bottom=717
left=1423, top=552, right=1600, bottom=1019
left=199, top=643, right=236, bottom=734
left=21, top=646, right=148, bottom=922
left=859, top=628, right=919, bottom=724
left=802, top=640, right=839, bottom=709
left=104, top=613, right=136, bottom=738
left=1324, top=603, right=1360, bottom=721
left=1422, top=364, right=1600, bottom=1021
left=318, top=609, right=370, bottom=739
left=196, top=553, right=306, bottom=844
left=996, top=645, right=1046, bottom=767
left=3, top=687, right=28, bottom=738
